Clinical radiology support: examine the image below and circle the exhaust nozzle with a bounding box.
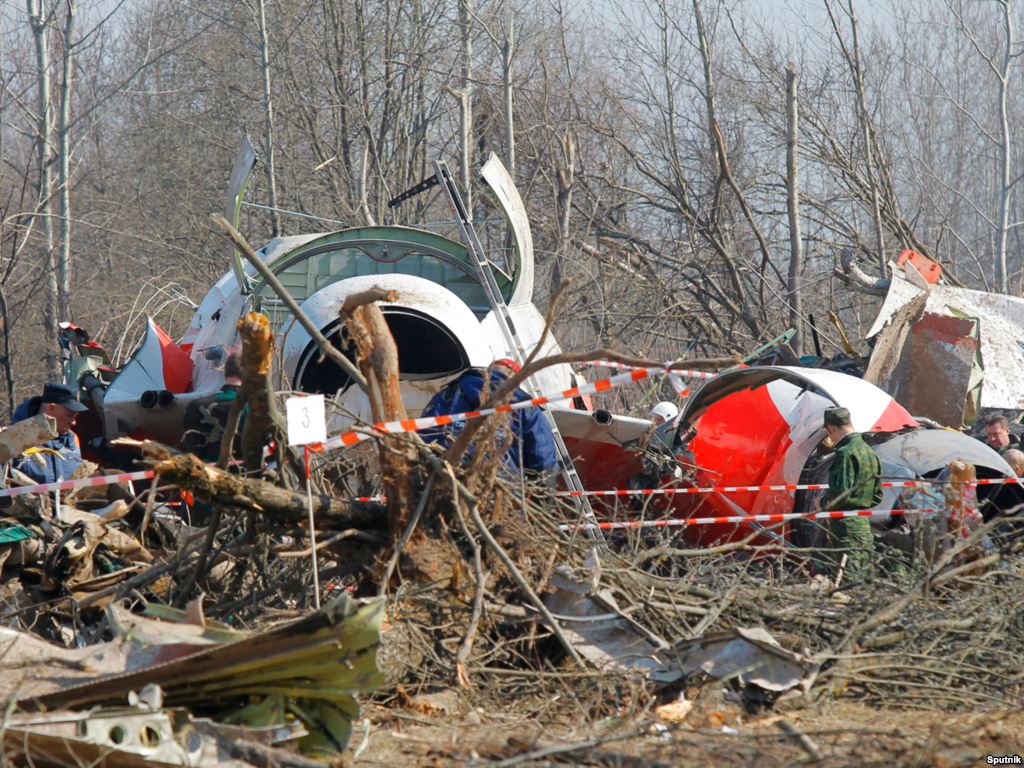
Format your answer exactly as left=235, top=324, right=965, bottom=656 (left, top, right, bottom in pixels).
left=140, top=390, right=174, bottom=409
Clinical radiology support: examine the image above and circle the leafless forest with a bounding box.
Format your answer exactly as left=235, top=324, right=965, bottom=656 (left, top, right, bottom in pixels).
left=2, top=0, right=1024, bottom=414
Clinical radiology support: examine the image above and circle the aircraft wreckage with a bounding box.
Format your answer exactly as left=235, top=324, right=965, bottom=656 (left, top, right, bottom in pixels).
left=55, top=138, right=1014, bottom=547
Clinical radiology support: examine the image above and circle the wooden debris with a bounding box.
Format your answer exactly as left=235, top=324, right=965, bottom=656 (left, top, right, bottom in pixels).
left=121, top=439, right=387, bottom=529
left=0, top=413, right=57, bottom=463
left=235, top=311, right=291, bottom=479
left=340, top=287, right=417, bottom=535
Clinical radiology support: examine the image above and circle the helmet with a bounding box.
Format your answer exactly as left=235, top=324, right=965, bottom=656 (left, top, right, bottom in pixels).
left=650, top=401, right=679, bottom=425
left=490, top=358, right=522, bottom=374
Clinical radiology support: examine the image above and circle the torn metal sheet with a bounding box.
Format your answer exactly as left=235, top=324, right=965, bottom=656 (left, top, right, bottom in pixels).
left=5, top=595, right=382, bottom=762
left=0, top=626, right=133, bottom=702
left=678, top=626, right=819, bottom=695
left=866, top=303, right=982, bottom=428
left=4, top=706, right=289, bottom=767
left=873, top=429, right=1014, bottom=479
left=1, top=727, right=212, bottom=768
left=868, top=265, right=1024, bottom=410
left=6, top=709, right=212, bottom=766
left=107, top=602, right=250, bottom=671
left=542, top=551, right=678, bottom=680
left=102, top=317, right=198, bottom=443
left=21, top=594, right=383, bottom=710
left=225, top=131, right=259, bottom=295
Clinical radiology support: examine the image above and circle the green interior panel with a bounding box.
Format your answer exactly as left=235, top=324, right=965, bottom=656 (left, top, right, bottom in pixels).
left=254, top=226, right=509, bottom=330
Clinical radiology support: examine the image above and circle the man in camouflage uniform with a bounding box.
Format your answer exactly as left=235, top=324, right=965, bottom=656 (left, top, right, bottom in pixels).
left=181, top=352, right=243, bottom=463
left=819, top=406, right=883, bottom=583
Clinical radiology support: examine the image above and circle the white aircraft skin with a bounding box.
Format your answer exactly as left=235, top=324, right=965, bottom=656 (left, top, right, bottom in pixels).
left=101, top=155, right=578, bottom=442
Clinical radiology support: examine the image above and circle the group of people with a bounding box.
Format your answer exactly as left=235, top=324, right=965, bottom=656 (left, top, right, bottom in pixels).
left=4, top=351, right=245, bottom=491
left=10, top=357, right=1017, bottom=591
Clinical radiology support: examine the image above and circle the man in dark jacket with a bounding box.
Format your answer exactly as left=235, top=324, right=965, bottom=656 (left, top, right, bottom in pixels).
left=422, top=358, right=557, bottom=476
left=11, top=382, right=88, bottom=484
left=983, top=414, right=1019, bottom=456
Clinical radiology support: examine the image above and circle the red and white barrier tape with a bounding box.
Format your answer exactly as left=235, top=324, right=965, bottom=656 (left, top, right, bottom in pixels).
left=556, top=476, right=1023, bottom=497
left=558, top=507, right=937, bottom=532
left=320, top=364, right=717, bottom=452
left=577, top=360, right=711, bottom=397
left=350, top=477, right=1019, bottom=505
left=578, top=360, right=718, bottom=380
left=0, top=469, right=156, bottom=500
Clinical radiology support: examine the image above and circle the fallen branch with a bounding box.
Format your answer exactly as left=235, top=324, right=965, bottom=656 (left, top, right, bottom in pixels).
left=115, top=439, right=386, bottom=529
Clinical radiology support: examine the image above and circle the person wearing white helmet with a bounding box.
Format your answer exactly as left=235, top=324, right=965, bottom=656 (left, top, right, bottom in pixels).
left=650, top=401, right=679, bottom=426
left=629, top=400, right=684, bottom=491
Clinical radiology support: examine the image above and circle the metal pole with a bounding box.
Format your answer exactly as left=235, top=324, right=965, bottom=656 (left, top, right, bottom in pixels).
left=305, top=445, right=321, bottom=609
left=432, top=161, right=605, bottom=544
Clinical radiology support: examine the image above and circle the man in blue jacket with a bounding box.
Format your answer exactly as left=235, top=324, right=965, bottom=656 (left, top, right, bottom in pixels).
left=11, top=382, right=87, bottom=484
left=422, top=358, right=558, bottom=477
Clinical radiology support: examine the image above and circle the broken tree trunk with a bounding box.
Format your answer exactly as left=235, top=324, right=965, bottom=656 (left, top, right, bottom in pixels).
left=835, top=248, right=889, bottom=296
left=340, top=288, right=418, bottom=534
left=126, top=441, right=385, bottom=529
left=236, top=311, right=293, bottom=480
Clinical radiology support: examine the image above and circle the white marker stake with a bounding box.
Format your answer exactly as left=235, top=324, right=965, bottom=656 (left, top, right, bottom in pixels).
left=286, top=395, right=327, bottom=610
left=303, top=445, right=320, bottom=609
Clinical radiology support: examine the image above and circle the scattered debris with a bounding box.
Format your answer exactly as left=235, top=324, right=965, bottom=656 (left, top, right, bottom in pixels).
left=4, top=594, right=382, bottom=765
left=868, top=261, right=1024, bottom=410
left=0, top=161, right=1022, bottom=768
left=543, top=549, right=675, bottom=679
left=676, top=627, right=819, bottom=705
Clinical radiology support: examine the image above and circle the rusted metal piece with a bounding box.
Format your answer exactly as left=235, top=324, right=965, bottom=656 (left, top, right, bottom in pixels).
left=869, top=265, right=1024, bottom=410
left=865, top=296, right=982, bottom=428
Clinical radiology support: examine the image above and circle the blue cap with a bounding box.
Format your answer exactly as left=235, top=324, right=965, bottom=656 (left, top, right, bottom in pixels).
left=41, top=382, right=88, bottom=412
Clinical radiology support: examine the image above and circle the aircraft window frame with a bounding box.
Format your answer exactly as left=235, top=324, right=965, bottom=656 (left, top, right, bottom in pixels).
left=251, top=230, right=511, bottom=325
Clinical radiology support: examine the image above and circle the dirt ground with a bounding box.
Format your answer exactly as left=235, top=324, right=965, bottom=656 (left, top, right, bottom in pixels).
left=354, top=688, right=1024, bottom=767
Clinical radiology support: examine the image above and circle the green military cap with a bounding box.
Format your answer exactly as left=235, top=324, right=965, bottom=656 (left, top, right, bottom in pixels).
left=823, top=406, right=851, bottom=427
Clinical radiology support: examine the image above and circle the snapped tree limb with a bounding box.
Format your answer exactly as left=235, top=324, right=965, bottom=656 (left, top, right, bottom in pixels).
left=116, top=439, right=386, bottom=530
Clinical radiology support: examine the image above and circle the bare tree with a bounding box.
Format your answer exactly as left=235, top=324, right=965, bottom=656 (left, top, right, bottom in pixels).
left=786, top=63, right=803, bottom=355
left=458, top=0, right=474, bottom=210
left=944, top=0, right=1022, bottom=292
left=26, top=0, right=58, bottom=377
left=824, top=0, right=887, bottom=273
left=252, top=0, right=281, bottom=236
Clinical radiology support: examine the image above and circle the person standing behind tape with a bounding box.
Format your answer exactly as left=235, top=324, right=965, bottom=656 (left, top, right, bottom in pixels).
left=10, top=382, right=87, bottom=484
left=421, top=358, right=557, bottom=477
left=818, top=406, right=883, bottom=583
left=181, top=351, right=245, bottom=463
